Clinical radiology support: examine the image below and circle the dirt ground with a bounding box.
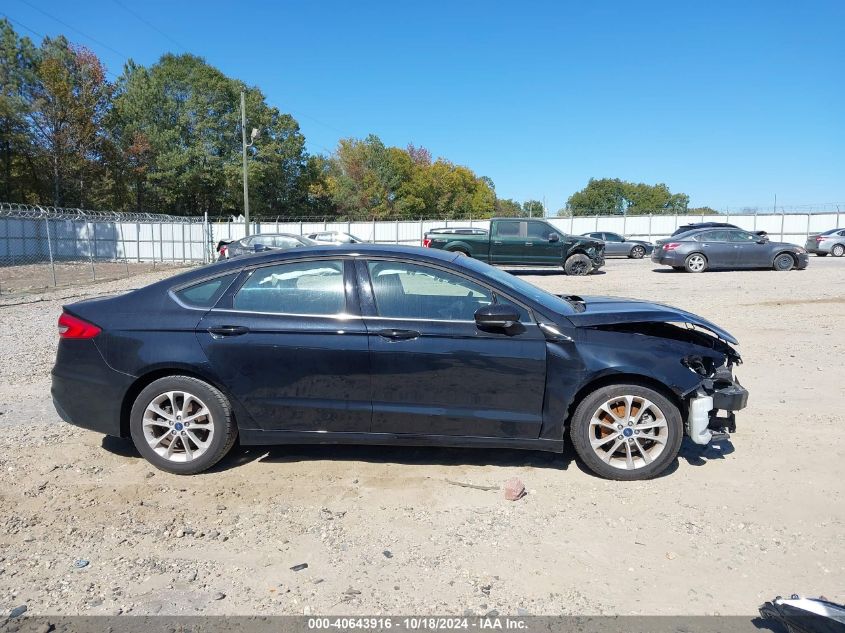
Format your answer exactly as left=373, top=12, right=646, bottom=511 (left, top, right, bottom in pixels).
left=0, top=257, right=843, bottom=617
left=0, top=261, right=192, bottom=296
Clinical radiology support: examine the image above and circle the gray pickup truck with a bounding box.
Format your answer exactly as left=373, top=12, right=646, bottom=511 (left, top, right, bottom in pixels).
left=423, top=218, right=605, bottom=275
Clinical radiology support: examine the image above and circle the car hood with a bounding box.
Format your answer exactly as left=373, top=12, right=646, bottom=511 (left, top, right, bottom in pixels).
left=561, top=295, right=738, bottom=344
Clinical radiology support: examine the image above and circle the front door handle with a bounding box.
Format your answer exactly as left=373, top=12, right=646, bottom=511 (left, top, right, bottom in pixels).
left=524, top=242, right=533, bottom=246
left=207, top=325, right=250, bottom=337
left=376, top=328, right=420, bottom=341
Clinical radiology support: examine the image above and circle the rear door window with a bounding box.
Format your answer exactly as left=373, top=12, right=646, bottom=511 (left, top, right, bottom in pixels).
left=493, top=221, right=521, bottom=237
left=233, top=260, right=345, bottom=315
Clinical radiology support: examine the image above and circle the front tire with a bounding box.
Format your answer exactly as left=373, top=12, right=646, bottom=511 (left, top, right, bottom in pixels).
left=629, top=245, right=646, bottom=259
left=130, top=376, right=237, bottom=475
left=564, top=253, right=592, bottom=276
left=832, top=244, right=845, bottom=257
left=684, top=253, right=708, bottom=273
left=773, top=253, right=795, bottom=271
left=570, top=384, right=684, bottom=481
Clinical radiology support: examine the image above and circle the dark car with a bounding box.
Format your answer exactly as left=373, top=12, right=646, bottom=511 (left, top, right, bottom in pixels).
left=425, top=218, right=605, bottom=276
left=652, top=228, right=809, bottom=272
left=805, top=228, right=845, bottom=257
left=52, top=245, right=748, bottom=481
left=220, top=233, right=316, bottom=260
left=671, top=222, right=767, bottom=237
left=581, top=232, right=653, bottom=259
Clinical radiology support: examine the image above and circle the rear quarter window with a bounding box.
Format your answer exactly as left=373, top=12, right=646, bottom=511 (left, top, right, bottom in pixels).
left=174, top=273, right=239, bottom=308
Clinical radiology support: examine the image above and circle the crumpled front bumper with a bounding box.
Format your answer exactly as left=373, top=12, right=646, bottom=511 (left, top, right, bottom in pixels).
left=686, top=375, right=749, bottom=445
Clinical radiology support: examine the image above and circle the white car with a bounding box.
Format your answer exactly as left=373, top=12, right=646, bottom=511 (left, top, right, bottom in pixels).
left=306, top=231, right=366, bottom=245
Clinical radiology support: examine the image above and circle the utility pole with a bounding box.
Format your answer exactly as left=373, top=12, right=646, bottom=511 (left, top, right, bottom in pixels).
left=241, top=91, right=258, bottom=236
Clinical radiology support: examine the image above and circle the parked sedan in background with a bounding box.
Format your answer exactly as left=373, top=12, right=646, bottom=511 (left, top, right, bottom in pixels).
left=581, top=232, right=653, bottom=258
left=219, top=233, right=316, bottom=260
left=306, top=231, right=366, bottom=245
left=652, top=228, right=808, bottom=272
left=671, top=222, right=767, bottom=237
left=805, top=228, right=845, bottom=257
left=51, top=244, right=747, bottom=481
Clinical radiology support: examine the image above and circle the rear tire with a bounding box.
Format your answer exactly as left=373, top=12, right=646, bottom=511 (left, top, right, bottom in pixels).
left=629, top=245, right=646, bottom=259
left=130, top=376, right=237, bottom=475
left=564, top=253, right=592, bottom=276
left=684, top=253, right=708, bottom=273
left=773, top=253, right=795, bottom=271
left=671, top=266, right=685, bottom=271
left=570, top=383, right=684, bottom=481
left=816, top=253, right=827, bottom=257
left=832, top=244, right=845, bottom=257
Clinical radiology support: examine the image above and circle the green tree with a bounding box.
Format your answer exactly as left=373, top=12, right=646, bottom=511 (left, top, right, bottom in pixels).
left=0, top=19, right=38, bottom=202
left=109, top=53, right=308, bottom=215
left=566, top=178, right=692, bottom=216
left=522, top=199, right=544, bottom=217
left=494, top=198, right=524, bottom=217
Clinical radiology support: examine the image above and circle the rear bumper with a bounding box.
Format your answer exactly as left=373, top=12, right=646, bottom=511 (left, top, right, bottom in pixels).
left=651, top=250, right=685, bottom=266
left=51, top=340, right=133, bottom=437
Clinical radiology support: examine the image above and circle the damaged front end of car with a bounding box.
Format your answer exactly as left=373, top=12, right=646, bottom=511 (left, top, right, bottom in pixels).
left=681, top=344, right=748, bottom=445
left=566, top=297, right=750, bottom=448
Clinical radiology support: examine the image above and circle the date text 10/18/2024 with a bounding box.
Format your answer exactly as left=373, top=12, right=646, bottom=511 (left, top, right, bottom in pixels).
left=307, top=617, right=528, bottom=630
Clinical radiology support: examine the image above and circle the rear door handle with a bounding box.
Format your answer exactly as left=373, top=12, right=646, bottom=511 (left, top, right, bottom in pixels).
left=376, top=328, right=420, bottom=341
left=524, top=242, right=533, bottom=246
left=207, top=325, right=250, bottom=337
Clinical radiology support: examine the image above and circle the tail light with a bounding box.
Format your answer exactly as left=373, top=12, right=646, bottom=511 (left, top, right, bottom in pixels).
left=422, top=238, right=431, bottom=248
left=663, top=242, right=681, bottom=251
left=815, top=236, right=826, bottom=242
left=220, top=245, right=228, bottom=256
left=58, top=313, right=101, bottom=339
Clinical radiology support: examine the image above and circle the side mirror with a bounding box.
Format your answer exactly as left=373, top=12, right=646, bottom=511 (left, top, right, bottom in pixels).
left=548, top=233, right=560, bottom=243
left=756, top=236, right=769, bottom=244
left=475, top=304, right=519, bottom=328
left=253, top=243, right=268, bottom=252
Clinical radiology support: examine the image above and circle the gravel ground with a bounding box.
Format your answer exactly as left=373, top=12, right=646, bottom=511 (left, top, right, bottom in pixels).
left=0, top=257, right=843, bottom=617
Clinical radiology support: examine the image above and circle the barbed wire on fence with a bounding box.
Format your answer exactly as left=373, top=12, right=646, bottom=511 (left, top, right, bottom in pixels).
left=0, top=202, right=205, bottom=223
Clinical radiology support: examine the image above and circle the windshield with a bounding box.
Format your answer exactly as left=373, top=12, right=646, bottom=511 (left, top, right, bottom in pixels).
left=457, top=256, right=575, bottom=315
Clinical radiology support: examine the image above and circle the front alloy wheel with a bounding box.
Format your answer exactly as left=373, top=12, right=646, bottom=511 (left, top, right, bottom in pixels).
left=773, top=253, right=795, bottom=271
left=570, top=384, right=683, bottom=480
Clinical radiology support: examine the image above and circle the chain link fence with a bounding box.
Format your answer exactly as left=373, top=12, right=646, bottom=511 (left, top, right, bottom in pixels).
left=0, top=203, right=212, bottom=295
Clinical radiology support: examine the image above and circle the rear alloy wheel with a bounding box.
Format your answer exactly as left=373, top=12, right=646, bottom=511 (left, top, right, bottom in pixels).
left=684, top=253, right=708, bottom=273
left=832, top=244, right=845, bottom=257
left=564, top=253, right=592, bottom=276
left=570, top=384, right=683, bottom=480
left=773, top=253, right=795, bottom=271
left=130, top=376, right=237, bottom=474
left=629, top=245, right=646, bottom=259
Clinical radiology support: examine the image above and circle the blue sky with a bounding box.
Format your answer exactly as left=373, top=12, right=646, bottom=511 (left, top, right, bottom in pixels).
left=4, top=0, right=844, bottom=212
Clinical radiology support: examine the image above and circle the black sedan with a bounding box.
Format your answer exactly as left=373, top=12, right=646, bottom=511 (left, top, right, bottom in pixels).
left=219, top=233, right=316, bottom=260
left=52, top=245, right=748, bottom=480
left=581, top=232, right=653, bottom=258
left=652, top=228, right=809, bottom=272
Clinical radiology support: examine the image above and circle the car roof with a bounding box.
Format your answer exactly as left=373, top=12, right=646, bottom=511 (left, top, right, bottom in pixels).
left=157, top=244, right=464, bottom=289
